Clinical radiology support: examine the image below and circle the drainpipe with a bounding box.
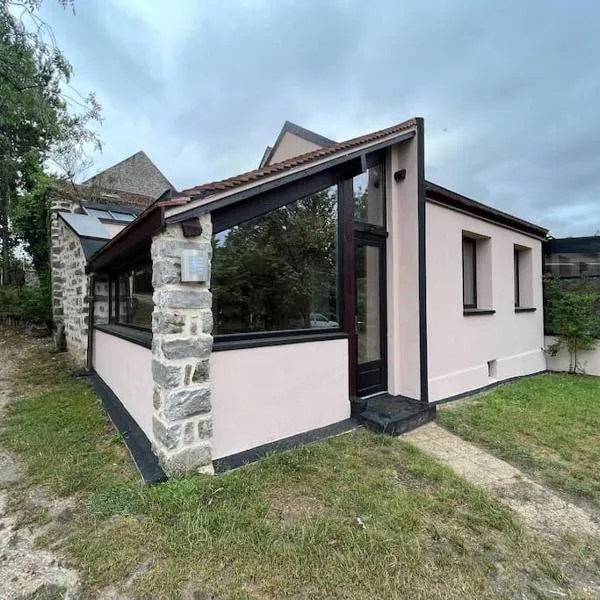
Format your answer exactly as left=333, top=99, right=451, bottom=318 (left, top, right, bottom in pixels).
left=86, top=272, right=96, bottom=373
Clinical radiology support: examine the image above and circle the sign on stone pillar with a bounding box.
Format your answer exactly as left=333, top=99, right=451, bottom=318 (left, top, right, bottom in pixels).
left=151, top=214, right=214, bottom=476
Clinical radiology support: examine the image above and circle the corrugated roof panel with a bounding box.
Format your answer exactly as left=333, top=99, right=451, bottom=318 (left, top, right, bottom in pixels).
left=59, top=211, right=111, bottom=239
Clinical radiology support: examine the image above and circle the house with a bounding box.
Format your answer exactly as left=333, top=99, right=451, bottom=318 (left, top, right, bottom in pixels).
left=45, top=116, right=548, bottom=481
left=50, top=151, right=173, bottom=363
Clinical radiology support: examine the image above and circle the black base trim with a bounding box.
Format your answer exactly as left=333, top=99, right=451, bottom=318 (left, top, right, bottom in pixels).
left=515, top=307, right=537, bottom=313
left=431, top=369, right=549, bottom=406
left=213, top=331, right=347, bottom=352
left=213, top=418, right=359, bottom=472
left=95, top=324, right=152, bottom=349
left=463, top=308, right=496, bottom=316
left=89, top=373, right=166, bottom=484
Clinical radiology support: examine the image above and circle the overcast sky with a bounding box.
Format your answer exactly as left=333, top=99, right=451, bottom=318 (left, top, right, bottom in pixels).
left=40, top=0, right=600, bottom=237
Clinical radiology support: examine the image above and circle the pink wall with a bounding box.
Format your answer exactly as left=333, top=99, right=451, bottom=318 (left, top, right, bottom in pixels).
left=426, top=202, right=546, bottom=401
left=93, top=330, right=154, bottom=440
left=210, top=338, right=350, bottom=459
left=386, top=133, right=422, bottom=399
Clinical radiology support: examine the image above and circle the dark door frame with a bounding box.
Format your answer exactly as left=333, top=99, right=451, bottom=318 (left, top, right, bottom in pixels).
left=354, top=231, right=388, bottom=397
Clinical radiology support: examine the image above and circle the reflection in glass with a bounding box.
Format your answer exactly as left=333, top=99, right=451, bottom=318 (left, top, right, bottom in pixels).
left=356, top=244, right=381, bottom=363
left=212, top=185, right=339, bottom=335
left=116, top=265, right=153, bottom=329
left=354, top=164, right=385, bottom=226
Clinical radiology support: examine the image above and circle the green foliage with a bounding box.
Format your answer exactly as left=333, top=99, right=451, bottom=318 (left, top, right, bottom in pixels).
left=5, top=331, right=600, bottom=598
left=439, top=373, right=600, bottom=507
left=20, top=276, right=52, bottom=323
left=11, top=172, right=53, bottom=274
left=544, top=275, right=600, bottom=372
left=0, top=0, right=101, bottom=284
left=212, top=189, right=338, bottom=333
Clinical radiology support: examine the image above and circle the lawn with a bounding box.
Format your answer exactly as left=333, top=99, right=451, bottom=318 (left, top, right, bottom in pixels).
left=1, top=331, right=599, bottom=599
left=439, top=373, right=600, bottom=509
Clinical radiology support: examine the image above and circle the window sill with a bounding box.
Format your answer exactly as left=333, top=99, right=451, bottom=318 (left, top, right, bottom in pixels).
left=515, top=307, right=537, bottom=313
left=463, top=308, right=496, bottom=316
left=213, top=331, right=348, bottom=352
left=95, top=324, right=152, bottom=349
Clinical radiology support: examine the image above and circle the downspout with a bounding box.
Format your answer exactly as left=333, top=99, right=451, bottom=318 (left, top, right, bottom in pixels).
left=86, top=272, right=96, bottom=373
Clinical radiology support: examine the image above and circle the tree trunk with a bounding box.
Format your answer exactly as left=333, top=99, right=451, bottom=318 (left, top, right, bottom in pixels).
left=0, top=194, right=9, bottom=286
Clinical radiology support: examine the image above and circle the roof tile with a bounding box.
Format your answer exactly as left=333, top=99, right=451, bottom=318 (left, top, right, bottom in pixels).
left=182, top=118, right=417, bottom=197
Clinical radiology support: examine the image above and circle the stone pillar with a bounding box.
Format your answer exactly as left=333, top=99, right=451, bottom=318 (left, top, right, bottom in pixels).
left=49, top=192, right=78, bottom=327
left=151, top=214, right=214, bottom=477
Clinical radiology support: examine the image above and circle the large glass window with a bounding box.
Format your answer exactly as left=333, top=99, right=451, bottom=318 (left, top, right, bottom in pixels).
left=112, top=264, right=153, bottom=329
left=462, top=236, right=477, bottom=308
left=211, top=185, right=339, bottom=335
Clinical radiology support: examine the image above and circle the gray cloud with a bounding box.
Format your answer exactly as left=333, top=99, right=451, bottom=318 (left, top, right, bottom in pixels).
left=41, top=0, right=600, bottom=236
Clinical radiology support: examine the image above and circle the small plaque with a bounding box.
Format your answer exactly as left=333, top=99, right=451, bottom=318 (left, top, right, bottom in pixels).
left=181, top=248, right=209, bottom=282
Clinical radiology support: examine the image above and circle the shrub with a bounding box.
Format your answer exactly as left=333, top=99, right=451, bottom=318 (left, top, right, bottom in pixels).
left=544, top=275, right=600, bottom=372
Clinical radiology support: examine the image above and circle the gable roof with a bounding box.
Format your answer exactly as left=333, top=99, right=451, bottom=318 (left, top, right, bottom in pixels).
left=83, top=151, right=174, bottom=199
left=183, top=118, right=418, bottom=198
left=260, top=121, right=337, bottom=167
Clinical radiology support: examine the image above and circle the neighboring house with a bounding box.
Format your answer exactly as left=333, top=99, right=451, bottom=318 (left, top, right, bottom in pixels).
left=47, top=115, right=551, bottom=482
left=83, top=150, right=175, bottom=199
left=50, top=152, right=172, bottom=364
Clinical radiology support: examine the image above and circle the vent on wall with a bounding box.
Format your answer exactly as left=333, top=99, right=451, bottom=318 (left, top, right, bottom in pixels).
left=487, top=359, right=498, bottom=379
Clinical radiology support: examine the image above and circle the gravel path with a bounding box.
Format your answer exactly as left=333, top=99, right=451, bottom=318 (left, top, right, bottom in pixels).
left=403, top=422, right=600, bottom=537
left=0, top=333, right=80, bottom=600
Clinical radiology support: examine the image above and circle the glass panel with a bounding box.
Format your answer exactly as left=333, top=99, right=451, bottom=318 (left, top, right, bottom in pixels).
left=514, top=249, right=520, bottom=307
left=109, top=211, right=136, bottom=222
left=356, top=244, right=381, bottom=363
left=116, top=265, right=153, bottom=328
left=211, top=185, right=339, bottom=335
left=353, top=164, right=385, bottom=226
left=84, top=207, right=112, bottom=220
left=462, top=238, right=476, bottom=307
left=545, top=252, right=600, bottom=278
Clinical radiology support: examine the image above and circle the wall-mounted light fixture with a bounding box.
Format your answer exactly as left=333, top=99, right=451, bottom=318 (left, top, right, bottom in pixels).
left=394, top=169, right=407, bottom=182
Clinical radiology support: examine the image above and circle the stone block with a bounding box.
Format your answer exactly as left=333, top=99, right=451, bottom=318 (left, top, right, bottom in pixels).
left=152, top=359, right=183, bottom=389
left=197, top=415, right=213, bottom=439
left=153, top=260, right=181, bottom=287
left=153, top=288, right=211, bottom=310
left=161, top=335, right=212, bottom=360
left=153, top=311, right=185, bottom=335
left=192, top=359, right=210, bottom=383
left=183, top=421, right=195, bottom=445
left=163, top=386, right=210, bottom=420
left=158, top=443, right=212, bottom=477
left=153, top=417, right=181, bottom=450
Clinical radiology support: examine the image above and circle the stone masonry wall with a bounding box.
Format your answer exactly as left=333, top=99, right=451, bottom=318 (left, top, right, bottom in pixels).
left=151, top=215, right=214, bottom=477
left=55, top=221, right=89, bottom=366
left=50, top=193, right=78, bottom=327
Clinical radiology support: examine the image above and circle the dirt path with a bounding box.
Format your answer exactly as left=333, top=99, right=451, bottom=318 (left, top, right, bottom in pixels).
left=403, top=422, right=600, bottom=537
left=0, top=333, right=80, bottom=600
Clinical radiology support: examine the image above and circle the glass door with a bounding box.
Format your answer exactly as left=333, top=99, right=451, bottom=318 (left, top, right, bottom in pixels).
left=355, top=232, right=387, bottom=396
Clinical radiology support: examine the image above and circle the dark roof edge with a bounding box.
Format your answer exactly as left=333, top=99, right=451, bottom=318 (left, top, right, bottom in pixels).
left=259, top=145, right=273, bottom=168
left=265, top=120, right=336, bottom=165
left=425, top=181, right=548, bottom=239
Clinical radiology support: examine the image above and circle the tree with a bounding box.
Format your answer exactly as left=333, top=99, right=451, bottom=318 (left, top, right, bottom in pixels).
left=212, top=189, right=338, bottom=334
left=545, top=275, right=600, bottom=373
left=0, top=0, right=101, bottom=285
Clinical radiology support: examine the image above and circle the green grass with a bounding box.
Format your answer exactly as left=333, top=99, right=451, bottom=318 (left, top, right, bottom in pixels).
left=2, top=330, right=599, bottom=599
left=439, top=373, right=600, bottom=508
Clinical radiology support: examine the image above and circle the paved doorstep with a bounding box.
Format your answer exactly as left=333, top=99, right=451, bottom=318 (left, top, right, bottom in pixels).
left=403, top=422, right=600, bottom=537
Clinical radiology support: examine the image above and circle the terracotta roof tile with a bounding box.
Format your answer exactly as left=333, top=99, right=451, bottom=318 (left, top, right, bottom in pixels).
left=182, top=118, right=418, bottom=197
